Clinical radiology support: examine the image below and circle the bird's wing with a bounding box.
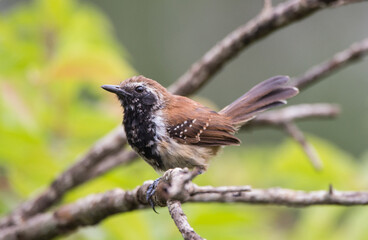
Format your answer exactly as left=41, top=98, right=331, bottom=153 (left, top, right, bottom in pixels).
left=166, top=96, right=240, bottom=146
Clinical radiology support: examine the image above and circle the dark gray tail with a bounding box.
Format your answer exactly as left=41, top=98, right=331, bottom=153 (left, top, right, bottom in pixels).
left=219, top=76, right=298, bottom=127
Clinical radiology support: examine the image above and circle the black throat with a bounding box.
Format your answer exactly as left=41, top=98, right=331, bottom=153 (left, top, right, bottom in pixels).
left=121, top=98, right=164, bottom=170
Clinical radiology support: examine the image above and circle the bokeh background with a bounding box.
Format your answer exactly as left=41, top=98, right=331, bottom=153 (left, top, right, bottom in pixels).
left=0, top=0, right=368, bottom=239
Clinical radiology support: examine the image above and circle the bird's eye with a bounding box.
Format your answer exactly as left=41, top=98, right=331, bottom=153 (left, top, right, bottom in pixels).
left=135, top=86, right=144, bottom=93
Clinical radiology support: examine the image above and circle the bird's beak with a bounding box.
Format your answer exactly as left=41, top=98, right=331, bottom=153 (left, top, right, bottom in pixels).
left=101, top=85, right=131, bottom=96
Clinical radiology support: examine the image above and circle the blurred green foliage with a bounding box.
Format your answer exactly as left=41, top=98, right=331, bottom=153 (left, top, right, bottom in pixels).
left=1, top=1, right=368, bottom=240
left=0, top=0, right=135, bottom=214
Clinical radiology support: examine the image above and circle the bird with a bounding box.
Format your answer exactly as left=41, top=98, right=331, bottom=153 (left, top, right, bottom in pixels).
left=102, top=75, right=298, bottom=209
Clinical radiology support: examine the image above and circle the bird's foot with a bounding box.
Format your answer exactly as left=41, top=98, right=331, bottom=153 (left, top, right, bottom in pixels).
left=146, top=177, right=162, bottom=213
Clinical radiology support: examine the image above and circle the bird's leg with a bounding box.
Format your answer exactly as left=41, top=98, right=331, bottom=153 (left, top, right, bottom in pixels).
left=192, top=166, right=204, bottom=177
left=146, top=177, right=162, bottom=213
left=146, top=167, right=203, bottom=213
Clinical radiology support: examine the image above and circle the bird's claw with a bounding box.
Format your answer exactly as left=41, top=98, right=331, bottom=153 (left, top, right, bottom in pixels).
left=146, top=177, right=162, bottom=213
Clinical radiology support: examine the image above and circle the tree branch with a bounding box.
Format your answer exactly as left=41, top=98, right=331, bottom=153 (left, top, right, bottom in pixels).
left=283, top=121, right=323, bottom=170
left=0, top=188, right=148, bottom=240
left=188, top=186, right=368, bottom=206
left=0, top=0, right=364, bottom=229
left=168, top=0, right=364, bottom=96
left=248, top=103, right=340, bottom=170
left=0, top=127, right=129, bottom=228
left=86, top=150, right=138, bottom=180
left=168, top=200, right=204, bottom=240
left=249, top=103, right=340, bottom=127
left=1, top=168, right=368, bottom=240
left=292, top=37, right=368, bottom=90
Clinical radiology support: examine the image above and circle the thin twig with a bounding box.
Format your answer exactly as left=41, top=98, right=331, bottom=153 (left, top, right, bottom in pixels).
left=190, top=185, right=252, bottom=196
left=261, top=0, right=273, bottom=16
left=249, top=103, right=340, bottom=127
left=293, top=37, right=368, bottom=90
left=283, top=121, right=323, bottom=170
left=250, top=104, right=340, bottom=171
left=168, top=200, right=204, bottom=240
left=188, top=187, right=368, bottom=206
left=263, top=0, right=272, bottom=10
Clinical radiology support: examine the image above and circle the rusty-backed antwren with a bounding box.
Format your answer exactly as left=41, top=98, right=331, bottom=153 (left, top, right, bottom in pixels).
left=102, top=75, right=298, bottom=209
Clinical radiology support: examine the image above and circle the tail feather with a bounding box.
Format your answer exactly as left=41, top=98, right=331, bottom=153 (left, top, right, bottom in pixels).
left=219, top=76, right=298, bottom=126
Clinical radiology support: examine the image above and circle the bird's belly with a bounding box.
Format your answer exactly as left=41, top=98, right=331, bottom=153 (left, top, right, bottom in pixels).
left=156, top=138, right=219, bottom=172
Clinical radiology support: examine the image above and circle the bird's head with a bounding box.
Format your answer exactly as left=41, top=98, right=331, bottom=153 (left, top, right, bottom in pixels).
left=102, top=75, right=170, bottom=113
